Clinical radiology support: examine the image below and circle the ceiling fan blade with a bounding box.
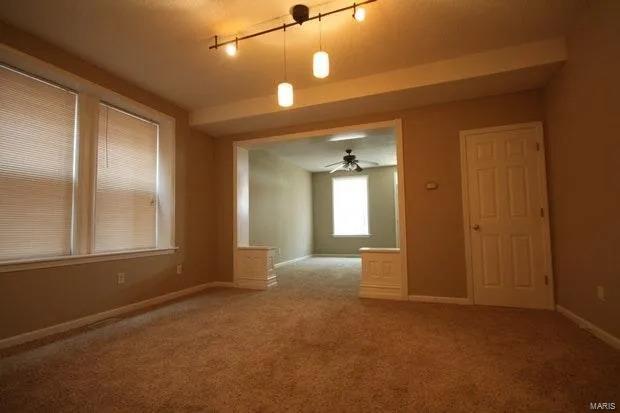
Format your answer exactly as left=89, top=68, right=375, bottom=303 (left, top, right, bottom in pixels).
left=329, top=164, right=345, bottom=174
left=356, top=160, right=379, bottom=166
left=324, top=161, right=344, bottom=167
left=355, top=164, right=363, bottom=172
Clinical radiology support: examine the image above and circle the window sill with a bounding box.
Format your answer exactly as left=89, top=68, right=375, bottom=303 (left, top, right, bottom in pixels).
left=0, top=247, right=179, bottom=273
left=331, top=234, right=372, bottom=238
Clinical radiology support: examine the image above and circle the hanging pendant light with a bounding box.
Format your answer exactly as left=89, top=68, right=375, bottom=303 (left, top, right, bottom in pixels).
left=278, top=24, right=294, bottom=107
left=313, top=51, right=329, bottom=78
left=278, top=82, right=294, bottom=107
left=313, top=13, right=330, bottom=79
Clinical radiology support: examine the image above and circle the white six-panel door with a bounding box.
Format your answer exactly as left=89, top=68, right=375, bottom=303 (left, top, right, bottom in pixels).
left=460, top=122, right=553, bottom=309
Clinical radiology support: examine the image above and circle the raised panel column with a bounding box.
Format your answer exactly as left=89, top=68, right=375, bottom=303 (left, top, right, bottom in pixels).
left=359, top=248, right=403, bottom=300
left=235, top=246, right=277, bottom=290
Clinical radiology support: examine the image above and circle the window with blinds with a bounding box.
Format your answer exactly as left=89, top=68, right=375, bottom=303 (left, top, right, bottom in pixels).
left=0, top=65, right=77, bottom=261
left=94, top=104, right=158, bottom=253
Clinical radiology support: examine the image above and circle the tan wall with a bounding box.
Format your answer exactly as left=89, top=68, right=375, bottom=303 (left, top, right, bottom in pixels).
left=214, top=91, right=544, bottom=297
left=543, top=1, right=620, bottom=337
left=0, top=22, right=216, bottom=339
left=312, top=166, right=397, bottom=255
left=249, top=150, right=313, bottom=264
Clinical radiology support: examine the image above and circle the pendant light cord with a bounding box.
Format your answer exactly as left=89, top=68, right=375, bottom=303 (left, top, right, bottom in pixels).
left=283, top=23, right=288, bottom=81
left=319, top=13, right=323, bottom=50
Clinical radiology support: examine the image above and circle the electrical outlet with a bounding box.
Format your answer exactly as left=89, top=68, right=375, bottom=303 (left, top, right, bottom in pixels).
left=597, top=286, right=605, bottom=301
left=117, top=272, right=125, bottom=284
left=176, top=264, right=183, bottom=275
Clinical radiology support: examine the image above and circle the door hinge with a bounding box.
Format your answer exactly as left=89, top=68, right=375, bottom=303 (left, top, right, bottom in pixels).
left=536, top=142, right=541, bottom=151
left=544, top=275, right=549, bottom=286
left=540, top=207, right=544, bottom=217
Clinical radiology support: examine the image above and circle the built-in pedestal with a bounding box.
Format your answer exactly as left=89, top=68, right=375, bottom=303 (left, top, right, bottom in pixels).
left=235, top=246, right=277, bottom=290
left=359, top=247, right=403, bottom=300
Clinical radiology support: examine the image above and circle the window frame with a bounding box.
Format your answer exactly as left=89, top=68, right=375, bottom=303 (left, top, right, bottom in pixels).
left=331, top=175, right=371, bottom=237
left=0, top=45, right=176, bottom=272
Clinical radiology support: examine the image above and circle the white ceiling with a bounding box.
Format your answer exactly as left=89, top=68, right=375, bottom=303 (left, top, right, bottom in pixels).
left=0, top=0, right=584, bottom=113
left=250, top=127, right=395, bottom=172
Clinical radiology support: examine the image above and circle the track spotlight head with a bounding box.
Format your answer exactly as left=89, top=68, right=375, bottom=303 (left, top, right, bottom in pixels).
left=225, top=42, right=237, bottom=57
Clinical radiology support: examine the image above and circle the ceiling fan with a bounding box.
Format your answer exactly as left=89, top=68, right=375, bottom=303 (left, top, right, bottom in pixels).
left=324, top=149, right=379, bottom=173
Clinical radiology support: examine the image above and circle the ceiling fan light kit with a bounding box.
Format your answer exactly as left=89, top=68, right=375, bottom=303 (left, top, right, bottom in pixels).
left=325, top=149, right=379, bottom=173
left=210, top=0, right=378, bottom=107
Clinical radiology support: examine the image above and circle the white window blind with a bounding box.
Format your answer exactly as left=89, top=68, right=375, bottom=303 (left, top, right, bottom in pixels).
left=332, top=175, right=369, bottom=236
left=0, top=65, right=77, bottom=261
left=95, top=104, right=158, bottom=252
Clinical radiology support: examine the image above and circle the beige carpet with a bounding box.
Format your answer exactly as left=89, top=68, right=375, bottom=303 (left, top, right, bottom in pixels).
left=0, top=257, right=618, bottom=412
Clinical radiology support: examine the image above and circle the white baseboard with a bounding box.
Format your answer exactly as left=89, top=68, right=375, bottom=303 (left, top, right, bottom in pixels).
left=359, top=284, right=403, bottom=301
left=210, top=281, right=236, bottom=288
left=0, top=282, right=232, bottom=350
left=312, top=254, right=360, bottom=258
left=234, top=275, right=277, bottom=290
left=556, top=305, right=620, bottom=350
left=408, top=295, right=473, bottom=305
left=274, top=255, right=311, bottom=268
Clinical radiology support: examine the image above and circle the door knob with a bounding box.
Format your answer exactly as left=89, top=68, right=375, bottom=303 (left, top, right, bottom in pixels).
left=471, top=224, right=480, bottom=231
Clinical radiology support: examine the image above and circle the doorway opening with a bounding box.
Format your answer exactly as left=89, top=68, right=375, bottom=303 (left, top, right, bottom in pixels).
left=233, top=120, right=408, bottom=299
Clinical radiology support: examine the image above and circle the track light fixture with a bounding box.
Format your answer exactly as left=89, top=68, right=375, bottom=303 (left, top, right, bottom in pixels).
left=210, top=0, right=376, bottom=52
left=211, top=0, right=378, bottom=107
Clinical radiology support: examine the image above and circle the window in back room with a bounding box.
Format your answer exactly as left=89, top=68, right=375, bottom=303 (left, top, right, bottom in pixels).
left=332, top=175, right=369, bottom=236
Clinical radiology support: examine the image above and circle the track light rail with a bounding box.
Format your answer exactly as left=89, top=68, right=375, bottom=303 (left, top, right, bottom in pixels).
left=209, top=0, right=377, bottom=50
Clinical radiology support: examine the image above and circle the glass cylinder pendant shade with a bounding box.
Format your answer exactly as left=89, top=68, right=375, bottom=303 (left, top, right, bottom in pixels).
left=313, top=50, right=330, bottom=79
left=277, top=82, right=294, bottom=107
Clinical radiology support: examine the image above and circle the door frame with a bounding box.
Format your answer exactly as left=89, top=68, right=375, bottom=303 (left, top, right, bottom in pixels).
left=233, top=119, right=409, bottom=299
left=459, top=121, right=555, bottom=309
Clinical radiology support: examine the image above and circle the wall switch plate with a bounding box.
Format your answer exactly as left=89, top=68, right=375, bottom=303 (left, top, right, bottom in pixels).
left=117, top=272, right=125, bottom=284
left=597, top=286, right=605, bottom=301
left=176, top=264, right=183, bottom=275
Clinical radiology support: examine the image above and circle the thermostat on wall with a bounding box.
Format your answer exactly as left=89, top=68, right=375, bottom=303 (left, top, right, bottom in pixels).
left=425, top=181, right=439, bottom=190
